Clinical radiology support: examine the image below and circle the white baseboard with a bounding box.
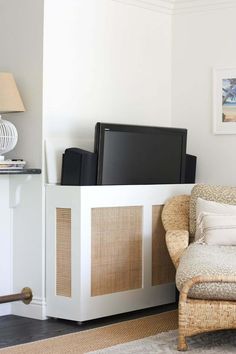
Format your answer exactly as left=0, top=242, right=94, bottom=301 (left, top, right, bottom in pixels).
left=0, top=304, right=11, bottom=317
left=11, top=297, right=47, bottom=320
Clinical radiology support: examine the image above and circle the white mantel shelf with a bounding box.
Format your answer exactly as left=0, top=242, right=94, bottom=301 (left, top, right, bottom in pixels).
left=0, top=168, right=41, bottom=175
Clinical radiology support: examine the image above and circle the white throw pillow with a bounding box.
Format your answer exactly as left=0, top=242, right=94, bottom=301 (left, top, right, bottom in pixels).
left=195, top=198, right=236, bottom=241
left=198, top=213, right=236, bottom=245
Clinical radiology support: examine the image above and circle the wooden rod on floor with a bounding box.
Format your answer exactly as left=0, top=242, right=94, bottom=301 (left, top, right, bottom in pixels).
left=0, top=287, right=33, bottom=305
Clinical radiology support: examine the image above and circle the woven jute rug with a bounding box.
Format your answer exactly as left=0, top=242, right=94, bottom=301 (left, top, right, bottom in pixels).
left=89, top=329, right=236, bottom=353
left=0, top=310, right=178, bottom=354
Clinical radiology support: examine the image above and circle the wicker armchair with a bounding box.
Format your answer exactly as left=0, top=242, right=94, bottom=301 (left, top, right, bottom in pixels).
left=162, top=184, right=236, bottom=351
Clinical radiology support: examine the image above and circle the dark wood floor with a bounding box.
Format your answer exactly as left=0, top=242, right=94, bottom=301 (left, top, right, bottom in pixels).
left=0, top=303, right=177, bottom=349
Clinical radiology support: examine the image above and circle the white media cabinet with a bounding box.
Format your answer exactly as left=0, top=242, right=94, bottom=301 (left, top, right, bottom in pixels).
left=46, top=184, right=193, bottom=322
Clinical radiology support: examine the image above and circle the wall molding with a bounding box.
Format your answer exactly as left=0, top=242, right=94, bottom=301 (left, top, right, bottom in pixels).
left=173, top=0, right=236, bottom=15
left=112, top=0, right=236, bottom=15
left=112, top=0, right=173, bottom=14
left=11, top=297, right=47, bottom=320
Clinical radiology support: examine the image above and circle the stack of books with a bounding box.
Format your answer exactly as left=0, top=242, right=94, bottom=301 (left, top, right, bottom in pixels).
left=0, top=159, right=26, bottom=171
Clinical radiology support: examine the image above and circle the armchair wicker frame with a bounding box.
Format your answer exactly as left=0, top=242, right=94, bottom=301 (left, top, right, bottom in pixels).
left=162, top=185, right=236, bottom=351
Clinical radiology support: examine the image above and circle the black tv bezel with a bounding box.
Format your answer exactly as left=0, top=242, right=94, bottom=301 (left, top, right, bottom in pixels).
left=94, top=122, right=187, bottom=185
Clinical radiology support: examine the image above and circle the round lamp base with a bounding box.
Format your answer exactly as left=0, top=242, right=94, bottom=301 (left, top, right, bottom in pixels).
left=0, top=117, right=18, bottom=157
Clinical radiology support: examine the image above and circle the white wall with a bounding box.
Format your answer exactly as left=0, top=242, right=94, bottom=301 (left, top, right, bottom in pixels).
left=0, top=0, right=44, bottom=167
left=0, top=0, right=45, bottom=318
left=0, top=0, right=172, bottom=318
left=43, top=0, right=172, bottom=182
left=172, top=7, right=236, bottom=186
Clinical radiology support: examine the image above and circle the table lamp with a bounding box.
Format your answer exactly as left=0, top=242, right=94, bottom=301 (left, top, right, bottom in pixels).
left=0, top=72, right=25, bottom=160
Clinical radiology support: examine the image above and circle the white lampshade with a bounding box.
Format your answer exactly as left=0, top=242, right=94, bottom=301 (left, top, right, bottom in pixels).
left=0, top=73, right=25, bottom=113
left=0, top=73, right=25, bottom=160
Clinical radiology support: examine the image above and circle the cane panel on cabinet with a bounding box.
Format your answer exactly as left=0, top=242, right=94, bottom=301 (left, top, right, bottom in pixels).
left=56, top=208, right=72, bottom=297
left=91, top=206, right=143, bottom=296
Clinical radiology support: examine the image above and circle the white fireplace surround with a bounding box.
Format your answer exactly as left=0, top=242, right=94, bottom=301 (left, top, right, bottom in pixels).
left=0, top=174, right=44, bottom=319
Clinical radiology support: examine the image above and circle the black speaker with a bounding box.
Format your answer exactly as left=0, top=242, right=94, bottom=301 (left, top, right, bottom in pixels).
left=185, top=154, right=197, bottom=183
left=61, top=148, right=97, bottom=186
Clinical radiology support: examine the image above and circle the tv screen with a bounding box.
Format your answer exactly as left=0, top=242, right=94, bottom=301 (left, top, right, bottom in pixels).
left=94, top=123, right=187, bottom=185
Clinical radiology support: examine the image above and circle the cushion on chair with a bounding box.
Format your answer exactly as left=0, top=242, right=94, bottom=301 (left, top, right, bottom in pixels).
left=176, top=243, right=236, bottom=300
left=189, top=184, right=236, bottom=237
left=195, top=197, right=236, bottom=241
left=198, top=213, right=236, bottom=245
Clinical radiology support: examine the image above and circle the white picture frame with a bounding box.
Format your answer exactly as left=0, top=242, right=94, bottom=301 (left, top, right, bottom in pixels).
left=213, top=67, right=236, bottom=134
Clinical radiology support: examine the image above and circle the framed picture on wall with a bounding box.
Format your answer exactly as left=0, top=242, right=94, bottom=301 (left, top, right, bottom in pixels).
left=213, top=67, right=236, bottom=134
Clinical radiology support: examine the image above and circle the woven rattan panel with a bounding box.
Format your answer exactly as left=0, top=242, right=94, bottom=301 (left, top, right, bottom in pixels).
left=91, top=206, right=143, bottom=296
left=56, top=208, right=72, bottom=297
left=152, top=205, right=175, bottom=285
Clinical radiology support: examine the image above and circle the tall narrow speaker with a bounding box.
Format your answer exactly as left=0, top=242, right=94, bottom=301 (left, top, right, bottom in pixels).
left=185, top=154, right=197, bottom=183
left=61, top=148, right=97, bottom=186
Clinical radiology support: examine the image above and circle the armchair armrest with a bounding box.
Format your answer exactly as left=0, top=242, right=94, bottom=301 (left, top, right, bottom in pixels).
left=179, top=275, right=236, bottom=302
left=166, top=230, right=189, bottom=269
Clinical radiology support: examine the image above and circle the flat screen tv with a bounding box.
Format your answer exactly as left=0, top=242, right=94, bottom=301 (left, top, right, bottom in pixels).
left=94, top=123, right=187, bottom=185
